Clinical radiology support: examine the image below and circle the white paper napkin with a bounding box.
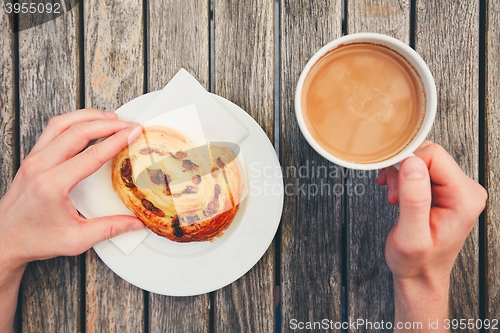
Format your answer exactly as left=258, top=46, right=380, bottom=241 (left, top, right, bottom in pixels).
left=70, top=69, right=249, bottom=255
left=136, top=68, right=248, bottom=144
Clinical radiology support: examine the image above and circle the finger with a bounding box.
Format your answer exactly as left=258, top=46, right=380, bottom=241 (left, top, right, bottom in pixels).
left=413, top=143, right=465, bottom=188
left=57, top=124, right=142, bottom=192
left=32, top=119, right=134, bottom=168
left=377, top=141, right=434, bottom=187
left=414, top=139, right=434, bottom=152
left=29, top=109, right=117, bottom=156
left=376, top=168, right=388, bottom=185
left=397, top=156, right=432, bottom=239
left=432, top=174, right=487, bottom=225
left=386, top=166, right=399, bottom=204
left=76, top=215, right=145, bottom=250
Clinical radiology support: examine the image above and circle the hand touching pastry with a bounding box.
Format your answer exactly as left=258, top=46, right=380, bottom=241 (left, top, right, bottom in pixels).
left=0, top=109, right=147, bottom=332
left=0, top=109, right=145, bottom=267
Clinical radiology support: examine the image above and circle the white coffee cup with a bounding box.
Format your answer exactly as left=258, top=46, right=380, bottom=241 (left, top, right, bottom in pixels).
left=295, top=33, right=437, bottom=171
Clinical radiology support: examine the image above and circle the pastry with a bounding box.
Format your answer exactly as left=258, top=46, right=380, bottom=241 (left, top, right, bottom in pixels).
left=111, top=126, right=242, bottom=242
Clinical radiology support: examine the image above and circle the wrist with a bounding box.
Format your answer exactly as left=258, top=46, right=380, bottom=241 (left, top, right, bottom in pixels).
left=0, top=249, right=25, bottom=333
left=392, top=264, right=452, bottom=298
left=0, top=228, right=27, bottom=279
left=0, top=250, right=26, bottom=284
left=0, top=200, right=28, bottom=272
left=394, top=273, right=450, bottom=295
left=393, top=276, right=450, bottom=332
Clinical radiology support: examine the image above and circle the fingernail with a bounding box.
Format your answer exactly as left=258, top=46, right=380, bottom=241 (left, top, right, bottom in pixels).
left=128, top=124, right=143, bottom=143
left=129, top=222, right=145, bottom=231
left=376, top=168, right=387, bottom=183
left=104, top=112, right=117, bottom=118
left=402, top=157, right=426, bottom=180
left=127, top=121, right=141, bottom=128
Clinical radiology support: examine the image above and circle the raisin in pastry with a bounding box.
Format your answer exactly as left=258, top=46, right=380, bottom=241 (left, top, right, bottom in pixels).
left=111, top=126, right=242, bottom=242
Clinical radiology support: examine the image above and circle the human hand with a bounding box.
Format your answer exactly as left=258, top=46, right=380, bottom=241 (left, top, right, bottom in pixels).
left=376, top=141, right=486, bottom=330
left=377, top=141, right=486, bottom=285
left=0, top=109, right=145, bottom=270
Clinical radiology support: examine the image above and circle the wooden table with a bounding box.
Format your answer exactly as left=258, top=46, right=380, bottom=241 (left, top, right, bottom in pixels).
left=1, top=0, right=499, bottom=332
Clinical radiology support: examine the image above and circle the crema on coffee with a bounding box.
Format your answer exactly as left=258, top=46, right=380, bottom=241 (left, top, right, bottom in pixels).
left=301, top=42, right=426, bottom=164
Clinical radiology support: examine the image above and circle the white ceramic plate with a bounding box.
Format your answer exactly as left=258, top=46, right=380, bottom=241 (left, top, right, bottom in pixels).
left=93, top=91, right=284, bottom=296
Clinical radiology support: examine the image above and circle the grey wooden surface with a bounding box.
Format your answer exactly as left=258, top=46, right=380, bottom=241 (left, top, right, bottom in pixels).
left=346, top=1, right=408, bottom=330
left=416, top=0, right=480, bottom=322
left=0, top=0, right=497, bottom=332
left=486, top=0, right=500, bottom=324
left=147, top=1, right=211, bottom=332
left=83, top=0, right=146, bottom=332
left=17, top=4, right=81, bottom=332
left=213, top=0, right=276, bottom=332
left=0, top=8, right=15, bottom=198
left=280, top=1, right=344, bottom=332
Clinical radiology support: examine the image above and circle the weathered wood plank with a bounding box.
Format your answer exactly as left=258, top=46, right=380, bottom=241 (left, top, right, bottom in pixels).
left=214, top=0, right=274, bottom=138
left=348, top=0, right=410, bottom=37
left=485, top=0, right=500, bottom=323
left=0, top=9, right=17, bottom=332
left=415, top=0, right=480, bottom=324
left=21, top=258, right=80, bottom=332
left=346, top=1, right=409, bottom=330
left=147, top=1, right=210, bottom=331
left=280, top=1, right=343, bottom=331
left=0, top=1, right=16, bottom=197
left=84, top=0, right=145, bottom=331
left=18, top=4, right=81, bottom=333
left=213, top=0, right=275, bottom=331
left=148, top=0, right=210, bottom=92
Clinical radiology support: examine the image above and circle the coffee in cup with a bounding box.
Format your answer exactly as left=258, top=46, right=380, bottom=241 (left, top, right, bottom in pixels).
left=295, top=33, right=437, bottom=170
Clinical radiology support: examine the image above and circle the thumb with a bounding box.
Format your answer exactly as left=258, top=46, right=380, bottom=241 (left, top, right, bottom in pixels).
left=397, top=156, right=432, bottom=239
left=79, top=215, right=146, bottom=247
